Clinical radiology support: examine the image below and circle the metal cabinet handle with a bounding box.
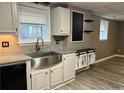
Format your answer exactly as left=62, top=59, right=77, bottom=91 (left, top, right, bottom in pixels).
left=61, top=30, right=63, bottom=32
left=51, top=70, right=53, bottom=73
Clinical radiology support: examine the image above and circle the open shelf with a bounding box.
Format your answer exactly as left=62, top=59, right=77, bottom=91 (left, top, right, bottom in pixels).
left=84, top=19, right=94, bottom=22
left=84, top=30, right=94, bottom=33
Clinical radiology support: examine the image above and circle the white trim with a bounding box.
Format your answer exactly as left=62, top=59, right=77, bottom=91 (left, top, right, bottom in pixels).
left=95, top=55, right=116, bottom=63
left=95, top=54, right=124, bottom=64
left=114, top=54, right=124, bottom=58
left=26, top=61, right=31, bottom=90
left=52, top=78, right=75, bottom=90
left=18, top=42, right=51, bottom=46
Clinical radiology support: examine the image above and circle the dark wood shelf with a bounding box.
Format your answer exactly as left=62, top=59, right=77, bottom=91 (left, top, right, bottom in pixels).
left=84, top=19, right=94, bottom=22
left=84, top=30, right=94, bottom=33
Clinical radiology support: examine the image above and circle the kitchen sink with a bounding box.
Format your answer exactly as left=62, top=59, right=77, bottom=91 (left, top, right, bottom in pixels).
left=28, top=51, right=62, bottom=70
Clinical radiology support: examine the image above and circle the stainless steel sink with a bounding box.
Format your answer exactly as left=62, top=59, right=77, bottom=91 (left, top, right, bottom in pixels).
left=28, top=51, right=62, bottom=70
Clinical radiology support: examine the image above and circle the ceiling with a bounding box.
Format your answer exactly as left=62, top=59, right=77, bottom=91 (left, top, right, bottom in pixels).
left=68, top=2, right=124, bottom=21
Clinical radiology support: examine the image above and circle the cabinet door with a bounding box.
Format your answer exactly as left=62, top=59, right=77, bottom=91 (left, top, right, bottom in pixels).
left=0, top=3, right=16, bottom=32
left=31, top=69, right=50, bottom=90
left=63, top=53, right=76, bottom=82
left=50, top=63, right=63, bottom=87
left=60, top=8, right=70, bottom=35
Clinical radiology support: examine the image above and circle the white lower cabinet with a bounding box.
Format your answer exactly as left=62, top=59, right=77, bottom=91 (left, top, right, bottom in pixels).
left=31, top=69, right=50, bottom=90
left=63, top=53, right=76, bottom=82
left=31, top=63, right=63, bottom=90
left=50, top=63, right=63, bottom=87
left=31, top=53, right=76, bottom=90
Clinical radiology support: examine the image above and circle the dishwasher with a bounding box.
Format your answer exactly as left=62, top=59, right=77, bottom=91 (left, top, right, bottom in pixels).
left=0, top=63, right=27, bottom=90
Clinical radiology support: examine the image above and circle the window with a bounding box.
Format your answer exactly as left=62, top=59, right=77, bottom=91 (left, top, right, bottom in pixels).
left=18, top=4, right=51, bottom=44
left=20, top=24, right=50, bottom=43
left=99, top=20, right=109, bottom=41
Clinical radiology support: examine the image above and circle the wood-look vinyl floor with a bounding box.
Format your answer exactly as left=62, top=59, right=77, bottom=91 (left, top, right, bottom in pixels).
left=57, top=57, right=124, bottom=90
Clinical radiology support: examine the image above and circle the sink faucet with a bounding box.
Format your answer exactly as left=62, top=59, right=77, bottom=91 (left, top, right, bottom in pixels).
left=36, top=37, right=44, bottom=52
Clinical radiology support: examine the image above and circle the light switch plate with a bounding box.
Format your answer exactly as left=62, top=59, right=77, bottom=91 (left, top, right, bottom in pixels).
left=2, top=41, right=9, bottom=48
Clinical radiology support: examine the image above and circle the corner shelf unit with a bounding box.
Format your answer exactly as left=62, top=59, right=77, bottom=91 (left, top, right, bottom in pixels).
left=84, top=19, right=94, bottom=33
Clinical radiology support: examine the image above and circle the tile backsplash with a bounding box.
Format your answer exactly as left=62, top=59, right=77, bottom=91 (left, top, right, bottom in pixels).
left=0, top=35, right=69, bottom=56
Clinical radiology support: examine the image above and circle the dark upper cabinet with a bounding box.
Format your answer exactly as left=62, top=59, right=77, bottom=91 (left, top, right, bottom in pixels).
left=71, top=11, right=84, bottom=42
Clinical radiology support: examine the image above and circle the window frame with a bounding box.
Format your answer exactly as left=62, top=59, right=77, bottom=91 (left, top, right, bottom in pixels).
left=99, top=19, right=109, bottom=41
left=17, top=3, right=51, bottom=45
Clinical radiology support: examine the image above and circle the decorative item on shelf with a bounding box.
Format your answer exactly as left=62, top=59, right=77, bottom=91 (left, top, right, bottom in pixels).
left=84, top=19, right=94, bottom=33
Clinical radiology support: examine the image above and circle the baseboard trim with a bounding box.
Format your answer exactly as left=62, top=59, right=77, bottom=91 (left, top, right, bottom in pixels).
left=114, top=54, right=124, bottom=57
left=52, top=78, right=75, bottom=90
left=95, top=54, right=124, bottom=64
left=95, top=55, right=116, bottom=63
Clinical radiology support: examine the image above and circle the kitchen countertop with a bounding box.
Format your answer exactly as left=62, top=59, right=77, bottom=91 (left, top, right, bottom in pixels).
left=0, top=50, right=76, bottom=66
left=0, top=54, right=32, bottom=66
left=57, top=50, right=76, bottom=55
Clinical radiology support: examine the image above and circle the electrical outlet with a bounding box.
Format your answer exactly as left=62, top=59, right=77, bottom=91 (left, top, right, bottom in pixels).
left=2, top=41, right=9, bottom=48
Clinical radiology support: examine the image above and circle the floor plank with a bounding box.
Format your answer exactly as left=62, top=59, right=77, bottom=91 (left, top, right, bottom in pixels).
left=57, top=57, right=124, bottom=90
